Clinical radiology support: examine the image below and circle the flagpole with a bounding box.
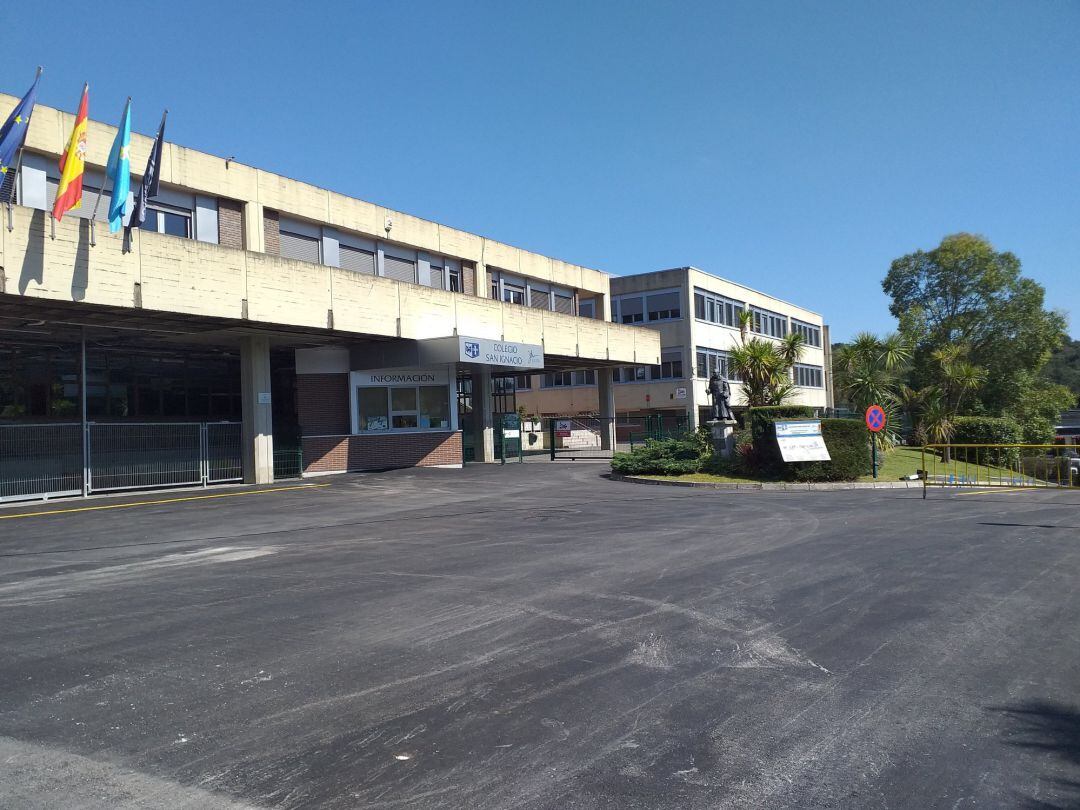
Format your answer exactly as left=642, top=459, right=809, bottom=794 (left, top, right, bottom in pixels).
left=88, top=96, right=129, bottom=247
left=5, top=66, right=42, bottom=232
left=126, top=108, right=167, bottom=252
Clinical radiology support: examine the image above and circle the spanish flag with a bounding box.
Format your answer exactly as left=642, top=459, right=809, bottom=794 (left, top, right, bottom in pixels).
left=52, top=84, right=88, bottom=221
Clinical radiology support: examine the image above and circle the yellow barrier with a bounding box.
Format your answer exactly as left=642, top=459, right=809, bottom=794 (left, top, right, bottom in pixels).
left=920, top=444, right=1078, bottom=498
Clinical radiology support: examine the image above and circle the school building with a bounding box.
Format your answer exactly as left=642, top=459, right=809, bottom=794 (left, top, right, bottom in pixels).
left=0, top=90, right=660, bottom=501
left=516, top=267, right=832, bottom=429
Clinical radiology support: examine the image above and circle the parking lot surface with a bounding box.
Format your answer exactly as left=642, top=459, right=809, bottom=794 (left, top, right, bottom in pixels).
left=1, top=466, right=1078, bottom=809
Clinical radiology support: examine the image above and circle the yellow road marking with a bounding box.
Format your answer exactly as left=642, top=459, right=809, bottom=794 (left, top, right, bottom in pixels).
left=955, top=486, right=1044, bottom=496
left=0, top=483, right=330, bottom=520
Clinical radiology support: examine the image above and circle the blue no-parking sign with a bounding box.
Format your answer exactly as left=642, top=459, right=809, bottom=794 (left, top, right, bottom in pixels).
left=865, top=405, right=887, bottom=433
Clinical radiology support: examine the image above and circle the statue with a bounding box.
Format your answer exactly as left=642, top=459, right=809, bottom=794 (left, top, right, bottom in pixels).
left=707, top=372, right=734, bottom=421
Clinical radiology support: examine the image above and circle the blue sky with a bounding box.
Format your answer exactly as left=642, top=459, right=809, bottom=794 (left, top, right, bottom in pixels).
left=4, top=1, right=1077, bottom=340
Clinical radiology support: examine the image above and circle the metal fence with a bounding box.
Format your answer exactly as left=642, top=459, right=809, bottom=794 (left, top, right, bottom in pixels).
left=0, top=421, right=246, bottom=503
left=0, top=423, right=83, bottom=501
left=921, top=444, right=1079, bottom=498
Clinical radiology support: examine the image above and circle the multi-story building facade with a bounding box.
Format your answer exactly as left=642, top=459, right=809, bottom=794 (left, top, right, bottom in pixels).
left=517, top=267, right=831, bottom=428
left=0, top=90, right=660, bottom=500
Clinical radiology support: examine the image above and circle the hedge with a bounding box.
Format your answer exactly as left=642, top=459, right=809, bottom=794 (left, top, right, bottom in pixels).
left=747, top=406, right=817, bottom=475
left=790, top=419, right=872, bottom=481
left=951, top=416, right=1022, bottom=466
left=748, top=408, right=871, bottom=481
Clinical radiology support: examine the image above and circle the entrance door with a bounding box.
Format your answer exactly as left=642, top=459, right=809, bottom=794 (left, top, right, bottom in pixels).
left=492, top=375, right=517, bottom=460
left=456, top=374, right=475, bottom=462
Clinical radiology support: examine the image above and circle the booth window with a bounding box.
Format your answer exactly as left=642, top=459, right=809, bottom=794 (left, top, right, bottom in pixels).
left=358, top=387, right=390, bottom=431
left=356, top=384, right=450, bottom=432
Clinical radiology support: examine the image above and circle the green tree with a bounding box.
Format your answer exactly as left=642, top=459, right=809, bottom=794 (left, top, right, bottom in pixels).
left=883, top=233, right=1067, bottom=415
left=833, top=332, right=911, bottom=413
left=1043, top=337, right=1080, bottom=407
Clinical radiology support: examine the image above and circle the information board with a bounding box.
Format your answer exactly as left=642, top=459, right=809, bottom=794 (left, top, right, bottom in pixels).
left=774, top=420, right=831, bottom=462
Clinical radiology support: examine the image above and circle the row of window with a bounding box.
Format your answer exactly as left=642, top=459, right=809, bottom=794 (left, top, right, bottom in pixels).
left=793, top=363, right=824, bottom=388
left=611, top=290, right=682, bottom=324
left=488, top=270, right=576, bottom=315
left=791, top=319, right=822, bottom=347
left=693, top=287, right=823, bottom=344
left=508, top=355, right=824, bottom=390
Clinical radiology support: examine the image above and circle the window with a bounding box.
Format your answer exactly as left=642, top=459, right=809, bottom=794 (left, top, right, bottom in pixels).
left=654, top=351, right=684, bottom=380
left=429, top=264, right=445, bottom=289
left=515, top=374, right=532, bottom=391
left=794, top=363, right=824, bottom=388
left=542, top=370, right=596, bottom=387
left=419, top=386, right=450, bottom=429
left=751, top=306, right=788, bottom=339
left=503, top=283, right=525, bottom=305
left=357, top=384, right=450, bottom=431
left=383, top=253, right=417, bottom=283
left=613, top=290, right=681, bottom=324
left=529, top=287, right=551, bottom=310
left=340, top=244, right=376, bottom=275
left=694, top=289, right=744, bottom=328
left=448, top=266, right=462, bottom=292
left=695, top=347, right=738, bottom=380
left=792, top=319, right=822, bottom=347
left=613, top=366, right=650, bottom=384
left=578, top=298, right=596, bottom=319
left=358, top=387, right=390, bottom=431
left=279, top=228, right=320, bottom=263
left=619, top=296, right=644, bottom=324
left=553, top=292, right=574, bottom=315
left=646, top=291, right=681, bottom=321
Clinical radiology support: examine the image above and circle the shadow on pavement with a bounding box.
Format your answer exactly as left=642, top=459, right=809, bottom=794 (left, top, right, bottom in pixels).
left=990, top=699, right=1080, bottom=809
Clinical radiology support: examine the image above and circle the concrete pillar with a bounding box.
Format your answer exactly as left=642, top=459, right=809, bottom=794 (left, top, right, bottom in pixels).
left=597, top=367, right=616, bottom=451
left=243, top=201, right=265, bottom=254
left=241, top=336, right=274, bottom=484
left=475, top=368, right=495, bottom=463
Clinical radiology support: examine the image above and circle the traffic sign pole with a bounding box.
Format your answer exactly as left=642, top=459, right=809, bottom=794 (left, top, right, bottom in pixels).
left=865, top=405, right=887, bottom=480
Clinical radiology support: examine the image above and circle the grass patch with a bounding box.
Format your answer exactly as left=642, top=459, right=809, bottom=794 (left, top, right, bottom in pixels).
left=859, top=446, right=1033, bottom=484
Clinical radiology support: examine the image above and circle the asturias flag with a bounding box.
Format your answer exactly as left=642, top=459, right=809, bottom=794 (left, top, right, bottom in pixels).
left=52, top=84, right=88, bottom=222
left=105, top=99, right=131, bottom=233
left=0, top=69, right=42, bottom=184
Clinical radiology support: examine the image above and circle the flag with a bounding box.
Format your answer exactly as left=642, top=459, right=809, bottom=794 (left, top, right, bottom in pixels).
left=52, top=84, right=88, bottom=221
left=129, top=110, right=166, bottom=233
left=105, top=98, right=131, bottom=233
left=0, top=68, right=42, bottom=196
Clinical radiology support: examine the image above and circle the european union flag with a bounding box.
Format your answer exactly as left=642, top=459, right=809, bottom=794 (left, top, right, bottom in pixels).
left=0, top=69, right=42, bottom=194
left=105, top=99, right=131, bottom=233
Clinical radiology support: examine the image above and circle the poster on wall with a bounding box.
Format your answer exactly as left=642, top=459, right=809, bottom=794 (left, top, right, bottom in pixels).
left=774, top=420, right=831, bottom=462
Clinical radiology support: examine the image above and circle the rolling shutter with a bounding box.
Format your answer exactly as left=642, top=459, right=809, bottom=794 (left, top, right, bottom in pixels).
left=340, top=244, right=375, bottom=275
left=553, top=293, right=574, bottom=315
left=383, top=254, right=416, bottom=283
left=429, top=265, right=445, bottom=289
left=529, top=289, right=551, bottom=310
left=279, top=229, right=320, bottom=263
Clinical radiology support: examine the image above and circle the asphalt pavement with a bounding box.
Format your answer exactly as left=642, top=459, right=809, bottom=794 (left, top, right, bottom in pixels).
left=1, top=465, right=1078, bottom=809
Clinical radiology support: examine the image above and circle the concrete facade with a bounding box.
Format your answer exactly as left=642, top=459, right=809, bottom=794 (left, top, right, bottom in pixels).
left=0, top=91, right=661, bottom=491
left=517, top=267, right=831, bottom=427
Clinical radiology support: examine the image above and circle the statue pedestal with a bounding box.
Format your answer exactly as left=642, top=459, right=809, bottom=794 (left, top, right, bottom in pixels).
left=708, top=419, right=738, bottom=459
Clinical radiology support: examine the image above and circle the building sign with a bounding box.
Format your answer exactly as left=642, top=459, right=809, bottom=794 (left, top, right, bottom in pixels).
left=555, top=419, right=572, bottom=438
left=775, top=420, right=831, bottom=462
left=354, top=366, right=450, bottom=387
left=675, top=387, right=687, bottom=400
left=457, top=336, right=544, bottom=369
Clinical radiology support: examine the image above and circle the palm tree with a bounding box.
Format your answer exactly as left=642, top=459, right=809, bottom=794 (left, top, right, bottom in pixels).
left=729, top=334, right=803, bottom=407
left=921, top=392, right=956, bottom=462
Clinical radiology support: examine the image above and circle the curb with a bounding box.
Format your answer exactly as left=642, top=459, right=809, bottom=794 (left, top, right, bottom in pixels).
left=611, top=474, right=921, bottom=491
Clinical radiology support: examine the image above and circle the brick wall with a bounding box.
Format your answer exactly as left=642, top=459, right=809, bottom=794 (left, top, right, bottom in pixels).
left=218, top=198, right=244, bottom=249
left=296, top=373, right=350, bottom=435
left=302, top=431, right=463, bottom=473
left=462, top=261, right=476, bottom=296
left=263, top=208, right=280, bottom=256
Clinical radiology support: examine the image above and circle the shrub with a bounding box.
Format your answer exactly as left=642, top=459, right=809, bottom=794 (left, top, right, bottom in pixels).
left=951, top=416, right=1022, bottom=466
left=747, top=405, right=816, bottom=440
left=611, top=436, right=707, bottom=476
left=790, top=419, right=872, bottom=482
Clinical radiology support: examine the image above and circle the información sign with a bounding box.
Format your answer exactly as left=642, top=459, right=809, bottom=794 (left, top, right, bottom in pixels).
left=774, top=420, right=831, bottom=462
